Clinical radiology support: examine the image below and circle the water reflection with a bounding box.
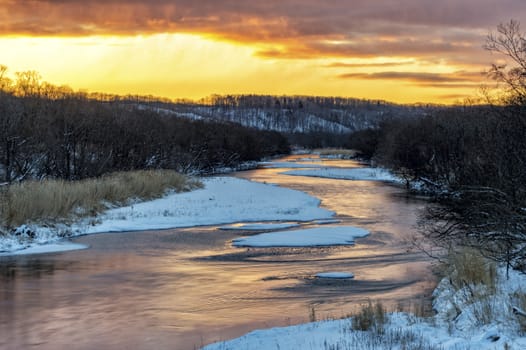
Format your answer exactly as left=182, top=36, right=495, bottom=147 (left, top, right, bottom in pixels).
left=0, top=155, right=435, bottom=350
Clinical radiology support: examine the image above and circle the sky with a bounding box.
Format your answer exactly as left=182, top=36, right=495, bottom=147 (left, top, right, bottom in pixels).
left=0, top=0, right=524, bottom=104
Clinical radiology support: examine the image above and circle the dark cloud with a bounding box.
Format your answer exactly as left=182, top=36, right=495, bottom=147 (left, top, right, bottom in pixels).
left=338, top=70, right=485, bottom=86
left=326, top=60, right=416, bottom=68
left=1, top=0, right=525, bottom=65
left=3, top=1, right=524, bottom=36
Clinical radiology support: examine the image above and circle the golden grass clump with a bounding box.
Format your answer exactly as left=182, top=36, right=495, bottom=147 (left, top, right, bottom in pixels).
left=448, top=248, right=497, bottom=291
left=510, top=292, right=526, bottom=334
left=352, top=300, right=387, bottom=332
left=0, top=170, right=202, bottom=227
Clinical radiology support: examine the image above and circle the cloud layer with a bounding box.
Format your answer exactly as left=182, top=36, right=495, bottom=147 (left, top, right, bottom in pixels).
left=3, top=1, right=524, bottom=49
left=2, top=0, right=523, bottom=101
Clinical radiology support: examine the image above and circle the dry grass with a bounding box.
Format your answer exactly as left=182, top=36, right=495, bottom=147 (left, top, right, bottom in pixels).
left=308, top=304, right=317, bottom=322
left=395, top=297, right=434, bottom=319
left=447, top=248, right=496, bottom=291
left=352, top=300, right=387, bottom=332
left=0, top=170, right=202, bottom=227
left=440, top=248, right=501, bottom=327
left=512, top=291, right=526, bottom=333
left=325, top=327, right=443, bottom=350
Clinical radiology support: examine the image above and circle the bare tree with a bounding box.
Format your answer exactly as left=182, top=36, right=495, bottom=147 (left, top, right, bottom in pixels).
left=416, top=21, right=526, bottom=276
left=421, top=187, right=526, bottom=277
left=0, top=65, right=12, bottom=92
left=485, top=20, right=526, bottom=105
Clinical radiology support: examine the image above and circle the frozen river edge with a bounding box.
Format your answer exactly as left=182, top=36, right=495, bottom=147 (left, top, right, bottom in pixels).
left=0, top=176, right=335, bottom=255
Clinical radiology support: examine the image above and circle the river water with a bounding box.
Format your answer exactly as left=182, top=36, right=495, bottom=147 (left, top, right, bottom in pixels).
left=0, top=155, right=435, bottom=350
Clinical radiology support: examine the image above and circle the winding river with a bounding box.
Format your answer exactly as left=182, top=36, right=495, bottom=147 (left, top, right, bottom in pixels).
left=0, top=155, right=435, bottom=350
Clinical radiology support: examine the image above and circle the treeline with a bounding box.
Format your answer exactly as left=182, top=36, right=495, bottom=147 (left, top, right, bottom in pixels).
left=164, top=94, right=434, bottom=148
left=196, top=94, right=432, bottom=130
left=201, top=94, right=401, bottom=109
left=0, top=68, right=289, bottom=183
left=349, top=21, right=526, bottom=272
left=350, top=105, right=525, bottom=193
left=350, top=104, right=526, bottom=271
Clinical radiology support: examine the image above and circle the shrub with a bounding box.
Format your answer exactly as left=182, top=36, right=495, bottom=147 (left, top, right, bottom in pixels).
left=308, top=304, right=317, bottom=322
left=352, top=300, right=387, bottom=332
left=512, top=291, right=526, bottom=334
left=448, top=248, right=496, bottom=291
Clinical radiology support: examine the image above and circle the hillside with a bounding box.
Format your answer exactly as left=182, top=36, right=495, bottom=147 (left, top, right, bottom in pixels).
left=133, top=95, right=436, bottom=135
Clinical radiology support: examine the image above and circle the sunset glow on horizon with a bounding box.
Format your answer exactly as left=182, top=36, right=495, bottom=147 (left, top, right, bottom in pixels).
left=1, top=0, right=524, bottom=104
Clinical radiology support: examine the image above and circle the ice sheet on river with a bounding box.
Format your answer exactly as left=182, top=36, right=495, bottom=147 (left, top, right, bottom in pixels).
left=80, top=177, right=333, bottom=234
left=259, top=161, right=326, bottom=169
left=219, top=223, right=300, bottom=231
left=315, top=272, right=354, bottom=279
left=232, top=226, right=369, bottom=247
left=282, top=167, right=399, bottom=182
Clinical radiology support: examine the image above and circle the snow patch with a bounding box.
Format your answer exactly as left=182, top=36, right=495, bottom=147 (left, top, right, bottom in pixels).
left=0, top=224, right=78, bottom=255
left=219, top=223, right=300, bottom=231
left=315, top=272, right=354, bottom=279
left=80, top=177, right=333, bottom=234
left=259, top=161, right=326, bottom=169
left=232, top=226, right=369, bottom=247
left=1, top=177, right=334, bottom=255
left=0, top=241, right=88, bottom=256
left=312, top=219, right=341, bottom=225
left=283, top=167, right=400, bottom=182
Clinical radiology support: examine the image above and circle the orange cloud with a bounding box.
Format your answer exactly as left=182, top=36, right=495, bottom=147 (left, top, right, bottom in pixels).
left=3, top=1, right=525, bottom=64
left=326, top=60, right=416, bottom=68
left=1, top=0, right=521, bottom=103
left=338, top=70, right=484, bottom=85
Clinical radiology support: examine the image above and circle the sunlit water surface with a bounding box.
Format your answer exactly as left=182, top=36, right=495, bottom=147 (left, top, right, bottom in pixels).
left=0, top=155, right=435, bottom=350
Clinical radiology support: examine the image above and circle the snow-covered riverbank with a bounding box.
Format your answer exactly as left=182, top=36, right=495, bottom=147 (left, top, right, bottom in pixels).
left=5, top=157, right=521, bottom=349
left=0, top=162, right=405, bottom=256
left=0, top=177, right=334, bottom=255
left=203, top=266, right=526, bottom=350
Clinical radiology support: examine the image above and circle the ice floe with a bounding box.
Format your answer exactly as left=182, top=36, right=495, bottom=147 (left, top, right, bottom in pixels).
left=282, top=167, right=399, bottom=182
left=232, top=226, right=369, bottom=247
left=219, top=223, right=300, bottom=231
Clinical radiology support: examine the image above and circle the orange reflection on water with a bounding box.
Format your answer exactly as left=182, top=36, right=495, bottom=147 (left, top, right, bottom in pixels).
left=0, top=155, right=435, bottom=350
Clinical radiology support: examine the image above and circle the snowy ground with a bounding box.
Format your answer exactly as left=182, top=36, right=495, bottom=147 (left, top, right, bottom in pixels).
left=0, top=242, right=88, bottom=256
left=203, top=266, right=526, bottom=350
left=282, top=167, right=400, bottom=182
left=0, top=177, right=334, bottom=255
left=79, top=177, right=333, bottom=234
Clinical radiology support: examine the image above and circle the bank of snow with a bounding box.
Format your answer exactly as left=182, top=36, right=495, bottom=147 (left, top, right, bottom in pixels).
left=0, top=241, right=88, bottom=256
left=203, top=266, right=526, bottom=350
left=81, top=177, right=333, bottom=234
left=1, top=177, right=334, bottom=255
left=283, top=167, right=400, bottom=182
left=232, top=226, right=368, bottom=247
